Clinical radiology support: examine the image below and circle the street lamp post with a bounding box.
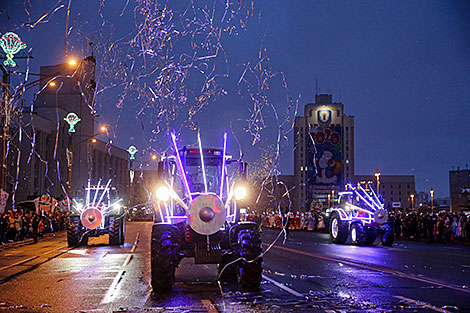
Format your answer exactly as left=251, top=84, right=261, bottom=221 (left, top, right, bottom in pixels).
left=430, top=188, right=434, bottom=215
left=375, top=169, right=381, bottom=195
left=410, top=194, right=414, bottom=211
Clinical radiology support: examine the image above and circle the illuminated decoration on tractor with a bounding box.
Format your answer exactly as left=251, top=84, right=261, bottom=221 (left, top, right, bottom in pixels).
left=0, top=32, right=27, bottom=67
left=64, top=112, right=81, bottom=133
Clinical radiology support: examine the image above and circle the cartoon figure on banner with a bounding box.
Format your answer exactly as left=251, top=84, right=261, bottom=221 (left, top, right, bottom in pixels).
left=316, top=149, right=341, bottom=184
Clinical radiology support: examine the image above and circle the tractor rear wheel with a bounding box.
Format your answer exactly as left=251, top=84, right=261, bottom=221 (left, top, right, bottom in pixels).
left=151, top=229, right=178, bottom=292
left=109, top=216, right=123, bottom=245
left=237, top=229, right=262, bottom=290
left=67, top=216, right=82, bottom=247
left=381, top=223, right=394, bottom=246
left=363, top=226, right=377, bottom=246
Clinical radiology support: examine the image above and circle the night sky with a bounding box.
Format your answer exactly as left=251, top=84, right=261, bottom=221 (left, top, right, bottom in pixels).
left=1, top=0, right=469, bottom=198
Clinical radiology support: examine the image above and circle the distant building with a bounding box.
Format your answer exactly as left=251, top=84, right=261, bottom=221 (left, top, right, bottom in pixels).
left=294, top=94, right=354, bottom=211
left=449, top=169, right=470, bottom=212
left=352, top=175, right=415, bottom=211
left=5, top=57, right=130, bottom=204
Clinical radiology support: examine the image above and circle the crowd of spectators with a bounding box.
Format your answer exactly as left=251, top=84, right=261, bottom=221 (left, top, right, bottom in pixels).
left=243, top=209, right=470, bottom=243
left=0, top=210, right=68, bottom=245
left=391, top=211, right=470, bottom=242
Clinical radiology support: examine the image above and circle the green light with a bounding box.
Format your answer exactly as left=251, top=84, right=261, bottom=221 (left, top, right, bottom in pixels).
left=127, top=146, right=138, bottom=160
left=64, top=112, right=81, bottom=133
left=0, top=32, right=27, bottom=67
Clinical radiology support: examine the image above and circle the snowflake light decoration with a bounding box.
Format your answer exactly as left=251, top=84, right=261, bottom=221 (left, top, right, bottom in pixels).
left=0, top=32, right=27, bottom=67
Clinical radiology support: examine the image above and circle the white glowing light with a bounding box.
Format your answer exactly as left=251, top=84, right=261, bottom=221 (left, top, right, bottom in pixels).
left=234, top=185, right=247, bottom=200
left=156, top=186, right=170, bottom=201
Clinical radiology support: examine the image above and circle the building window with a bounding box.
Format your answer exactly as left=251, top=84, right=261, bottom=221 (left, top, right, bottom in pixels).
left=346, top=127, right=349, bottom=131
left=337, top=110, right=340, bottom=117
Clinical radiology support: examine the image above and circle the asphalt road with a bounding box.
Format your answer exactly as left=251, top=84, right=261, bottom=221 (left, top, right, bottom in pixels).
left=0, top=222, right=469, bottom=312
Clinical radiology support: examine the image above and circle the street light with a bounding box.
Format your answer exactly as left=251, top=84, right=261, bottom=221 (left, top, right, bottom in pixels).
left=375, top=169, right=381, bottom=195
left=410, top=194, right=414, bottom=210
left=430, top=188, right=434, bottom=215
left=67, top=58, right=77, bottom=67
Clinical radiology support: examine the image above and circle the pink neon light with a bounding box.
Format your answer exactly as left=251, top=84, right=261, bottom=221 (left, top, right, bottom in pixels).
left=219, top=132, right=227, bottom=198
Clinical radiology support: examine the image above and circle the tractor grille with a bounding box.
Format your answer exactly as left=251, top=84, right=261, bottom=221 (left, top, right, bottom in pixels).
left=194, top=243, right=221, bottom=264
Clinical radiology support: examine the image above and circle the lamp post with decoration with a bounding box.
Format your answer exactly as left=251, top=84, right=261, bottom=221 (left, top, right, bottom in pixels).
left=127, top=145, right=138, bottom=206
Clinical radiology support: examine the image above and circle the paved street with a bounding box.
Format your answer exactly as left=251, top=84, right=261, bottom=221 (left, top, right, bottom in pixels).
left=0, top=222, right=469, bottom=312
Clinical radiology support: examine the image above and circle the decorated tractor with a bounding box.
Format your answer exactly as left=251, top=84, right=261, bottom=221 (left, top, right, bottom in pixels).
left=328, top=183, right=394, bottom=246
left=67, top=179, right=125, bottom=246
left=151, top=132, right=262, bottom=291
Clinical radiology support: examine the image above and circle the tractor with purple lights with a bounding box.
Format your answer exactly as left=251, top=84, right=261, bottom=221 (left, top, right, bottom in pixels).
left=67, top=180, right=125, bottom=246
left=150, top=132, right=262, bottom=291
left=328, top=183, right=394, bottom=246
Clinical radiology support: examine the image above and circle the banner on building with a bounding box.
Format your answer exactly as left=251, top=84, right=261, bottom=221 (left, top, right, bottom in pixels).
left=306, top=125, right=342, bottom=199
left=0, top=189, right=9, bottom=214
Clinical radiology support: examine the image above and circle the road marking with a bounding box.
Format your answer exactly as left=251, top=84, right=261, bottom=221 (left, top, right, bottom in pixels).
left=394, top=296, right=449, bottom=313
left=265, top=243, right=470, bottom=294
left=262, top=274, right=304, bottom=297
left=101, top=269, right=125, bottom=304
left=462, top=265, right=470, bottom=268
left=201, top=299, right=219, bottom=313
left=122, top=254, right=133, bottom=267
left=130, top=232, right=140, bottom=253
left=0, top=256, right=39, bottom=271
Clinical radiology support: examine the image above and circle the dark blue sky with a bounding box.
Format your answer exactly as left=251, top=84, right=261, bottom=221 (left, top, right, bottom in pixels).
left=1, top=0, right=469, bottom=198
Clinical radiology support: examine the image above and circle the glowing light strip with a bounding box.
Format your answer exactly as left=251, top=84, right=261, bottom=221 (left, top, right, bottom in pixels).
left=164, top=181, right=189, bottom=212
left=197, top=131, right=208, bottom=193
left=348, top=183, right=376, bottom=212
left=358, top=185, right=381, bottom=211
left=219, top=132, right=227, bottom=198
left=86, top=180, right=91, bottom=205
left=370, top=186, right=385, bottom=210
left=345, top=202, right=375, bottom=216
left=171, top=132, right=192, bottom=201
left=96, top=179, right=112, bottom=207
left=102, top=198, right=122, bottom=213
left=91, top=179, right=102, bottom=205
left=157, top=202, right=164, bottom=223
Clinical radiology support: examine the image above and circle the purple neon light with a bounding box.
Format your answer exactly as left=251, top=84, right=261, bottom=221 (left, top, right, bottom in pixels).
left=347, top=183, right=376, bottom=212
left=219, top=132, right=227, bottom=198
left=358, top=185, right=381, bottom=211
left=171, top=132, right=192, bottom=201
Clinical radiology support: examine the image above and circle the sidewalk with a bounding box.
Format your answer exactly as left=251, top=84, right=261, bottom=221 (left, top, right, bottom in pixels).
left=0, top=231, right=64, bottom=250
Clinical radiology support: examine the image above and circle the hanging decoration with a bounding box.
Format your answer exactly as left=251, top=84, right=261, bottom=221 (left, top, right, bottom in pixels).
left=64, top=112, right=81, bottom=133
left=0, top=32, right=27, bottom=67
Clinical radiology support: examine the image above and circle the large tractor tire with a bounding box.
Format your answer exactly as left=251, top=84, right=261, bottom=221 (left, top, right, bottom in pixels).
left=151, top=228, right=178, bottom=292
left=380, top=223, right=394, bottom=246
left=67, top=216, right=82, bottom=247
left=237, top=229, right=263, bottom=290
left=109, top=216, right=123, bottom=245
left=218, top=252, right=237, bottom=282
left=329, top=212, right=348, bottom=244
left=364, top=226, right=377, bottom=246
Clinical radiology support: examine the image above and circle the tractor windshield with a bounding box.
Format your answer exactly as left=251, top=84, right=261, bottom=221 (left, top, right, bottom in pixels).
left=185, top=153, right=222, bottom=193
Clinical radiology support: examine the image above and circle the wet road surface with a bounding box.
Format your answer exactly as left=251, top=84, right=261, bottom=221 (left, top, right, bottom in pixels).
left=0, top=222, right=468, bottom=312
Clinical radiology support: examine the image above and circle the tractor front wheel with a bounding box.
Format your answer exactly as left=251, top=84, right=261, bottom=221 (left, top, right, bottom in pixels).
left=329, top=212, right=348, bottom=244
left=237, top=229, right=263, bottom=290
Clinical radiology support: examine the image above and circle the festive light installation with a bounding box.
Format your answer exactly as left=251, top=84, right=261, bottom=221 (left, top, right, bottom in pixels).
left=64, top=112, right=81, bottom=133
left=127, top=145, right=138, bottom=160
left=0, top=32, right=27, bottom=67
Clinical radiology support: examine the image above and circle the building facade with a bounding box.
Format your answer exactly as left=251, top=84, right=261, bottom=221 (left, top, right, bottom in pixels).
left=449, top=169, right=470, bottom=212
left=4, top=57, right=130, bottom=206
left=352, top=175, right=415, bottom=211
left=294, top=94, right=354, bottom=211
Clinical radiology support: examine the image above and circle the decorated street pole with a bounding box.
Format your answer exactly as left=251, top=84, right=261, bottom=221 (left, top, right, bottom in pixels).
left=127, top=146, right=138, bottom=205
left=0, top=32, right=27, bottom=192
left=64, top=112, right=81, bottom=196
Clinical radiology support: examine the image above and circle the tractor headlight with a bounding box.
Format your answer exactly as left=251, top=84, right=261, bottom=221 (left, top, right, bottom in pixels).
left=156, top=186, right=170, bottom=201
left=234, top=185, right=248, bottom=201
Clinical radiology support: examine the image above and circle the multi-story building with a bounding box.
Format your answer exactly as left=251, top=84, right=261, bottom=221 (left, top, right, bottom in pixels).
left=6, top=56, right=130, bottom=204
left=294, top=94, right=354, bottom=211
left=352, top=175, right=415, bottom=211
left=449, top=168, right=470, bottom=212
